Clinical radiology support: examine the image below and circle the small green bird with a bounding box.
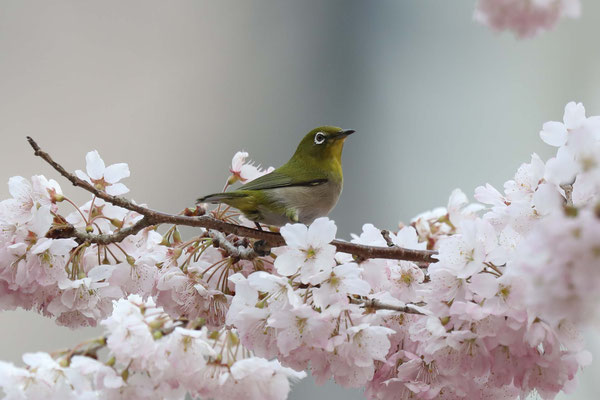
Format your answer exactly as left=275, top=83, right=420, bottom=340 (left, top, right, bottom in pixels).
left=198, top=126, right=354, bottom=227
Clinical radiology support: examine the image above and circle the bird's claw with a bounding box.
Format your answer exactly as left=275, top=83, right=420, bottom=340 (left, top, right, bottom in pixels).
left=253, top=240, right=271, bottom=256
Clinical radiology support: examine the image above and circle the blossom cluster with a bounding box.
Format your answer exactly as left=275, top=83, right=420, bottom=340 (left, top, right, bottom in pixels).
left=0, top=150, right=272, bottom=328
left=0, top=295, right=305, bottom=400
left=474, top=0, right=581, bottom=38
left=0, top=102, right=598, bottom=399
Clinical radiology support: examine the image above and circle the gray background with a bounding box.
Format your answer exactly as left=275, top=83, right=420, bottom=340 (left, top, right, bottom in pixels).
left=0, top=1, right=599, bottom=398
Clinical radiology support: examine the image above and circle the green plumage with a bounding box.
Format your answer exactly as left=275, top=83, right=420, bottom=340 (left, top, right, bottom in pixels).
left=198, top=126, right=354, bottom=226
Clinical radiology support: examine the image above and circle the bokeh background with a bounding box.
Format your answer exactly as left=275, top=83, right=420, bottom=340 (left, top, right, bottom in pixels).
left=0, top=1, right=599, bottom=398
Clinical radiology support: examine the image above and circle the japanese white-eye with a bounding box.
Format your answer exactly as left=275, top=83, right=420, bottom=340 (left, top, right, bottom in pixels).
left=198, top=126, right=354, bottom=227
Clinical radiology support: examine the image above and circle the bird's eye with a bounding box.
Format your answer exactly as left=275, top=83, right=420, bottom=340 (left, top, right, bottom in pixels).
left=314, top=132, right=326, bottom=145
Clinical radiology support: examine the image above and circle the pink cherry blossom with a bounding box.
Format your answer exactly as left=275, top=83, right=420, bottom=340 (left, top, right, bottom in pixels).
left=47, top=265, right=123, bottom=327
left=1, top=101, right=600, bottom=399
left=430, top=219, right=499, bottom=279
left=474, top=0, right=581, bottom=38
left=312, top=262, right=370, bottom=310
left=101, top=295, right=158, bottom=367
left=0, top=175, right=62, bottom=224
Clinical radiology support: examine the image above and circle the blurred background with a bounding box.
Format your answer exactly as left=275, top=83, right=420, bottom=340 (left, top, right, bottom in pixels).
left=0, top=0, right=599, bottom=398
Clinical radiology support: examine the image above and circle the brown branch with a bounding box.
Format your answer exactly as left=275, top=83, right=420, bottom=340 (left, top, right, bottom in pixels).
left=50, top=222, right=261, bottom=261
left=380, top=229, right=395, bottom=247
left=208, top=230, right=258, bottom=260
left=350, top=297, right=425, bottom=315
left=47, top=217, right=154, bottom=244
left=27, top=137, right=437, bottom=263
left=55, top=317, right=195, bottom=365
left=561, top=183, right=573, bottom=206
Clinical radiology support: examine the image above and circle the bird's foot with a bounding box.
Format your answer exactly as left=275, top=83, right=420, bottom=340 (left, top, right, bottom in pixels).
left=253, top=240, right=271, bottom=256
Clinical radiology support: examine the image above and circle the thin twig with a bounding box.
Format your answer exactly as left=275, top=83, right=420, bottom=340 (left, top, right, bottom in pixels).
left=27, top=136, right=437, bottom=263
left=350, top=297, right=425, bottom=315
left=561, top=183, right=573, bottom=206
left=208, top=230, right=258, bottom=260
left=47, top=217, right=153, bottom=244
left=380, top=230, right=395, bottom=247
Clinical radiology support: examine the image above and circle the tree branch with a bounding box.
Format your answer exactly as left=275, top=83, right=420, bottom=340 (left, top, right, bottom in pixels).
left=47, top=217, right=154, bottom=245
left=561, top=183, right=573, bottom=206
left=350, top=297, right=425, bottom=315
left=27, top=137, right=437, bottom=263
left=208, top=230, right=259, bottom=260
left=380, top=229, right=395, bottom=247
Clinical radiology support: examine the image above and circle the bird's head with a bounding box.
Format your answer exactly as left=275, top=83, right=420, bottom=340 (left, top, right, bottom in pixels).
left=291, top=126, right=355, bottom=168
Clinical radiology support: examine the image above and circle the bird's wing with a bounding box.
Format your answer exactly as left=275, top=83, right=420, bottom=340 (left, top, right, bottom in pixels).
left=239, top=170, right=328, bottom=191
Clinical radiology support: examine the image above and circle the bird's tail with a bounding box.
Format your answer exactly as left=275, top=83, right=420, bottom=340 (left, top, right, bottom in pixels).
left=197, top=191, right=247, bottom=204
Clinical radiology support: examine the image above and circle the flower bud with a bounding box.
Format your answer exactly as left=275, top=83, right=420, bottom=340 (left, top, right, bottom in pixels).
left=52, top=193, right=65, bottom=203
left=170, top=248, right=183, bottom=260
left=173, top=230, right=182, bottom=245
left=184, top=205, right=207, bottom=216
left=227, top=175, right=239, bottom=185
left=148, top=320, right=163, bottom=330
left=255, top=300, right=266, bottom=309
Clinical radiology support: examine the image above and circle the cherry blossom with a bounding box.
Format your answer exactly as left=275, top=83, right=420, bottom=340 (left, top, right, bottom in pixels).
left=0, top=101, right=599, bottom=399
left=474, top=0, right=581, bottom=38
left=0, top=175, right=63, bottom=224
left=47, top=264, right=123, bottom=327
left=75, top=150, right=130, bottom=195
left=312, top=262, right=370, bottom=310
left=273, top=217, right=337, bottom=284
left=517, top=208, right=600, bottom=327
left=0, top=295, right=306, bottom=400
left=430, top=218, right=499, bottom=279
left=228, top=151, right=274, bottom=184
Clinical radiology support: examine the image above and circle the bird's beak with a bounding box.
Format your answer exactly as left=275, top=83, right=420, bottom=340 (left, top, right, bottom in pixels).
left=332, top=129, right=356, bottom=140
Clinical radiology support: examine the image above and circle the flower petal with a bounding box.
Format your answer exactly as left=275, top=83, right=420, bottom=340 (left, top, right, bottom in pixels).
left=540, top=121, right=567, bottom=147
left=533, top=183, right=563, bottom=215
left=544, top=147, right=579, bottom=184
left=307, top=217, right=336, bottom=247
left=469, top=273, right=499, bottom=299
left=74, top=169, right=92, bottom=184
left=106, top=183, right=130, bottom=196
left=85, top=150, right=106, bottom=180
left=280, top=223, right=308, bottom=249
left=104, top=163, right=130, bottom=184
left=231, top=151, right=249, bottom=172
left=274, top=249, right=305, bottom=276
left=7, top=176, right=31, bottom=201
left=87, top=265, right=116, bottom=282
left=563, top=101, right=586, bottom=130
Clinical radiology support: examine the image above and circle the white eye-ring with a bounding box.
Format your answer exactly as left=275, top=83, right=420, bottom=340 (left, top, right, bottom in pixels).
left=314, top=132, right=326, bottom=145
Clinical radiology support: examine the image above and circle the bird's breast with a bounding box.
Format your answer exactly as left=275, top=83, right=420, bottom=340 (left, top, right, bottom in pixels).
left=267, top=180, right=342, bottom=224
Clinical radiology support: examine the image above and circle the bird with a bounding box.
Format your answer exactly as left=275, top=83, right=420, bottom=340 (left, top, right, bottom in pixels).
left=198, top=126, right=354, bottom=228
